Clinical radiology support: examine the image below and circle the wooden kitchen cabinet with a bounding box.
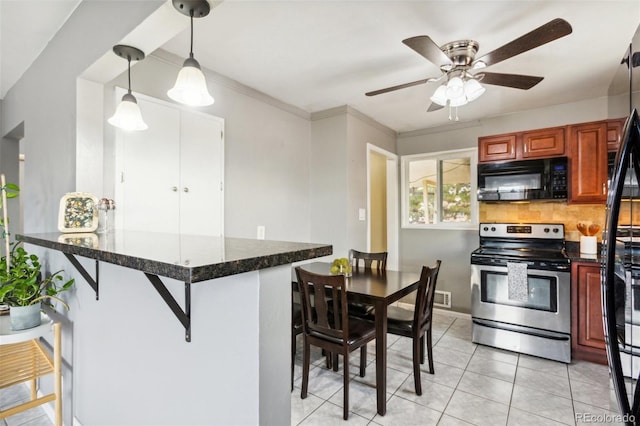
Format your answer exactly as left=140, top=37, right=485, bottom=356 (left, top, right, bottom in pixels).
left=478, top=126, right=565, bottom=163
left=571, top=261, right=607, bottom=364
left=521, top=127, right=565, bottom=159
left=478, top=134, right=517, bottom=162
left=607, top=117, right=626, bottom=152
left=568, top=121, right=608, bottom=203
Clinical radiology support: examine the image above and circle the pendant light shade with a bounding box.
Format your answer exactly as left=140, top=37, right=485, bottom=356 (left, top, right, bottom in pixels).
left=108, top=45, right=148, bottom=131
left=167, top=56, right=214, bottom=106
left=108, top=93, right=148, bottom=131
left=168, top=0, right=214, bottom=107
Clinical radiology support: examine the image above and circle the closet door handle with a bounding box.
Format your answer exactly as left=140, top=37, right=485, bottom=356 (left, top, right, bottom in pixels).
left=171, top=186, right=178, bottom=192
left=183, top=187, right=189, bottom=193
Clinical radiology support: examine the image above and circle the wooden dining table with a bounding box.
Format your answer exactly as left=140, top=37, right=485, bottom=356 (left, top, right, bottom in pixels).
left=292, top=261, right=421, bottom=416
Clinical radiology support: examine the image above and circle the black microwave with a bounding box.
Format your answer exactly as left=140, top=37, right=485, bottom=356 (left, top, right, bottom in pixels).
left=477, top=157, right=568, bottom=201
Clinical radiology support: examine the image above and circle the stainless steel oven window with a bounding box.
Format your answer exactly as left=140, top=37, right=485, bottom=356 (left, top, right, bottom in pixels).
left=480, top=270, right=558, bottom=312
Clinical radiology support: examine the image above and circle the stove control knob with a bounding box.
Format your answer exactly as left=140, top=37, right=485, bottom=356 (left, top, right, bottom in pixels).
left=553, top=228, right=559, bottom=233
left=491, top=226, right=496, bottom=232
left=544, top=228, right=550, bottom=233
left=483, top=226, right=489, bottom=232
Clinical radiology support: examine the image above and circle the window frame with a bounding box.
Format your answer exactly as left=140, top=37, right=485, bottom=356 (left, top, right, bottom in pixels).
left=400, top=147, right=478, bottom=230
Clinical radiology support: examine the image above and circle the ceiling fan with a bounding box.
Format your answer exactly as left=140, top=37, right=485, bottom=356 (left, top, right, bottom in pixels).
left=366, top=18, right=573, bottom=114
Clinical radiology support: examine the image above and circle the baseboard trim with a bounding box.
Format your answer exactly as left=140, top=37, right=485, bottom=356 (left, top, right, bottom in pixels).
left=395, top=302, right=471, bottom=320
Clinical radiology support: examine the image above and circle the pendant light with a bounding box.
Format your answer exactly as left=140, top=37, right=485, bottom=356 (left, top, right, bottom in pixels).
left=108, top=45, right=148, bottom=131
left=168, top=0, right=214, bottom=107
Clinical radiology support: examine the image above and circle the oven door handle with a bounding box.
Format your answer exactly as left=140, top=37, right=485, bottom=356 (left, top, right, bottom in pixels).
left=472, top=318, right=570, bottom=341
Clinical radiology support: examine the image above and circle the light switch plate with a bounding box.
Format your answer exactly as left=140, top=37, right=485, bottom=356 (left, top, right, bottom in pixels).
left=358, top=208, right=366, bottom=221
left=257, top=225, right=265, bottom=240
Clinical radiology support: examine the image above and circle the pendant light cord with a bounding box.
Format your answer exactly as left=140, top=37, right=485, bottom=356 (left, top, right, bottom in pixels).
left=127, top=56, right=132, bottom=95
left=189, top=9, right=195, bottom=59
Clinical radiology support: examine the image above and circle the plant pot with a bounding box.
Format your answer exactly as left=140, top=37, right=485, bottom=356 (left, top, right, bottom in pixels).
left=10, top=302, right=41, bottom=330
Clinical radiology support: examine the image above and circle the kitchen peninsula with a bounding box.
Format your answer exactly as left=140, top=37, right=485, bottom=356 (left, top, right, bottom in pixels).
left=17, top=231, right=332, bottom=425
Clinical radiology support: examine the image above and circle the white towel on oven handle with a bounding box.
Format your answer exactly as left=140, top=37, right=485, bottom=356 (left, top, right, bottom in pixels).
left=507, top=262, right=528, bottom=302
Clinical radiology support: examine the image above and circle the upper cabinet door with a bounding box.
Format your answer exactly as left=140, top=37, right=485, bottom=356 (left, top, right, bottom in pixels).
left=478, top=134, right=517, bottom=162
left=607, top=118, right=627, bottom=152
left=521, top=127, right=565, bottom=159
left=568, top=122, right=608, bottom=203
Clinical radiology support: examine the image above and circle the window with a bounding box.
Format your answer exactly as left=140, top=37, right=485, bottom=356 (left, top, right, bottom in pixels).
left=401, top=148, right=477, bottom=229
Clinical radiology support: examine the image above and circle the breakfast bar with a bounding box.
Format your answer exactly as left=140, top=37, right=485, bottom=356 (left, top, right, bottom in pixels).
left=17, top=231, right=331, bottom=425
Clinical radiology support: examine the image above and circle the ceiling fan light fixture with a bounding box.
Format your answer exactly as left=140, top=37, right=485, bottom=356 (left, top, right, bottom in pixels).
left=446, top=76, right=464, bottom=99
left=463, top=78, right=485, bottom=102
left=107, top=44, right=148, bottom=132
left=430, top=85, right=448, bottom=106
left=449, top=93, right=468, bottom=107
left=169, top=0, right=214, bottom=107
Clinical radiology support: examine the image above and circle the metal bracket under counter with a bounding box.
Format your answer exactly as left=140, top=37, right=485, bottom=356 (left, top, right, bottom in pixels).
left=144, top=273, right=191, bottom=342
left=63, top=254, right=192, bottom=342
left=63, top=254, right=99, bottom=300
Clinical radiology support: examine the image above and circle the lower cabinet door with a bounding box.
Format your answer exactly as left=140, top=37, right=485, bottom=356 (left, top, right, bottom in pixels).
left=571, top=261, right=607, bottom=364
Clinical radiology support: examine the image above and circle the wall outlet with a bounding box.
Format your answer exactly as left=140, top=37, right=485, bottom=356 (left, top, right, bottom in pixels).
left=257, top=225, right=265, bottom=240
left=358, top=208, right=366, bottom=221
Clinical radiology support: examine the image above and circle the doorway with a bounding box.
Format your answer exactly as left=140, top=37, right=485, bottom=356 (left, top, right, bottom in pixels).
left=367, top=144, right=399, bottom=270
left=2, top=122, right=24, bottom=238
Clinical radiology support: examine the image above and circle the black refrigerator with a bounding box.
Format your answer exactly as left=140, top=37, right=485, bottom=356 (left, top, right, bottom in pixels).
left=604, top=109, right=640, bottom=424
left=603, top=26, right=640, bottom=425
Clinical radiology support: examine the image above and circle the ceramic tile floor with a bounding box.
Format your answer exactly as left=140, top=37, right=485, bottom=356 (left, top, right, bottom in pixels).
left=292, top=310, right=622, bottom=426
left=0, top=384, right=52, bottom=426
left=0, top=310, right=621, bottom=426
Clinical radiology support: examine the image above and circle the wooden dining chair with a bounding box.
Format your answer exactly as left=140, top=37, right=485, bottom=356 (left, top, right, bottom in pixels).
left=385, top=260, right=441, bottom=396
left=348, top=249, right=388, bottom=317
left=350, top=249, right=387, bottom=272
left=295, top=266, right=376, bottom=420
left=291, top=281, right=304, bottom=391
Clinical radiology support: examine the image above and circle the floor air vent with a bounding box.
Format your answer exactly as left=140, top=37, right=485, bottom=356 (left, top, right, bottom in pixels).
left=434, top=290, right=451, bottom=309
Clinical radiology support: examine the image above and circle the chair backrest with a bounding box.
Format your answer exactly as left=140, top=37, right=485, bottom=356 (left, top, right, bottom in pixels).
left=414, top=260, right=442, bottom=333
left=295, top=267, right=349, bottom=343
left=349, top=249, right=388, bottom=271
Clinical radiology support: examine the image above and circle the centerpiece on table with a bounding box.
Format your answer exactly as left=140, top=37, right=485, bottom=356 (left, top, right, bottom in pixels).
left=0, top=175, right=74, bottom=330
left=330, top=257, right=352, bottom=277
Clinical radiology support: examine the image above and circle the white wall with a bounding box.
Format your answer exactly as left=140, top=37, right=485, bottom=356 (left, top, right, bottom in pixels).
left=309, top=107, right=396, bottom=259
left=0, top=2, right=165, bottom=424
left=347, top=109, right=396, bottom=254
left=104, top=51, right=313, bottom=242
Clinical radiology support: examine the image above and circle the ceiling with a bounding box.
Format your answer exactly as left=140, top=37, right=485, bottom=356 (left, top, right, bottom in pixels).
left=3, top=1, right=640, bottom=134
left=0, top=0, right=81, bottom=100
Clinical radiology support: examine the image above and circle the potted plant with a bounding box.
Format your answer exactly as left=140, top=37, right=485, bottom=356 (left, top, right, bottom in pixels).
left=0, top=175, right=74, bottom=330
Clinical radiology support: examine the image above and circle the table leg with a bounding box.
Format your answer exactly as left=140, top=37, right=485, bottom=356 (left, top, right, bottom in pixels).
left=374, top=300, right=387, bottom=415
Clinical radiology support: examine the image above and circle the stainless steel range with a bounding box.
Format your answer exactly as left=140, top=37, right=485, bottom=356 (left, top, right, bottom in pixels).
left=470, top=223, right=571, bottom=363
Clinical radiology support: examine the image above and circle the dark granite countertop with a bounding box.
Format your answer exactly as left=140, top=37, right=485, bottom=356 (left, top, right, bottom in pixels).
left=17, top=232, right=332, bottom=283
left=565, top=241, right=603, bottom=263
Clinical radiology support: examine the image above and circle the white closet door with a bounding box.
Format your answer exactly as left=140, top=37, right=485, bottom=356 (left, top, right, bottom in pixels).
left=114, top=91, right=224, bottom=236
left=179, top=112, right=224, bottom=236
left=120, top=97, right=181, bottom=233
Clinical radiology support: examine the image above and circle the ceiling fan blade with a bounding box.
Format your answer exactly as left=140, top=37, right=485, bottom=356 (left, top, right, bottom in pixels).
left=478, top=72, right=544, bottom=89
left=402, top=36, right=453, bottom=68
left=473, top=18, right=572, bottom=68
left=366, top=78, right=430, bottom=96
left=427, top=103, right=444, bottom=112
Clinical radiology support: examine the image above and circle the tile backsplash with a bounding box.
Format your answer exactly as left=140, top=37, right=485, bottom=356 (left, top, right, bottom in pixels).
left=479, top=201, right=640, bottom=242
